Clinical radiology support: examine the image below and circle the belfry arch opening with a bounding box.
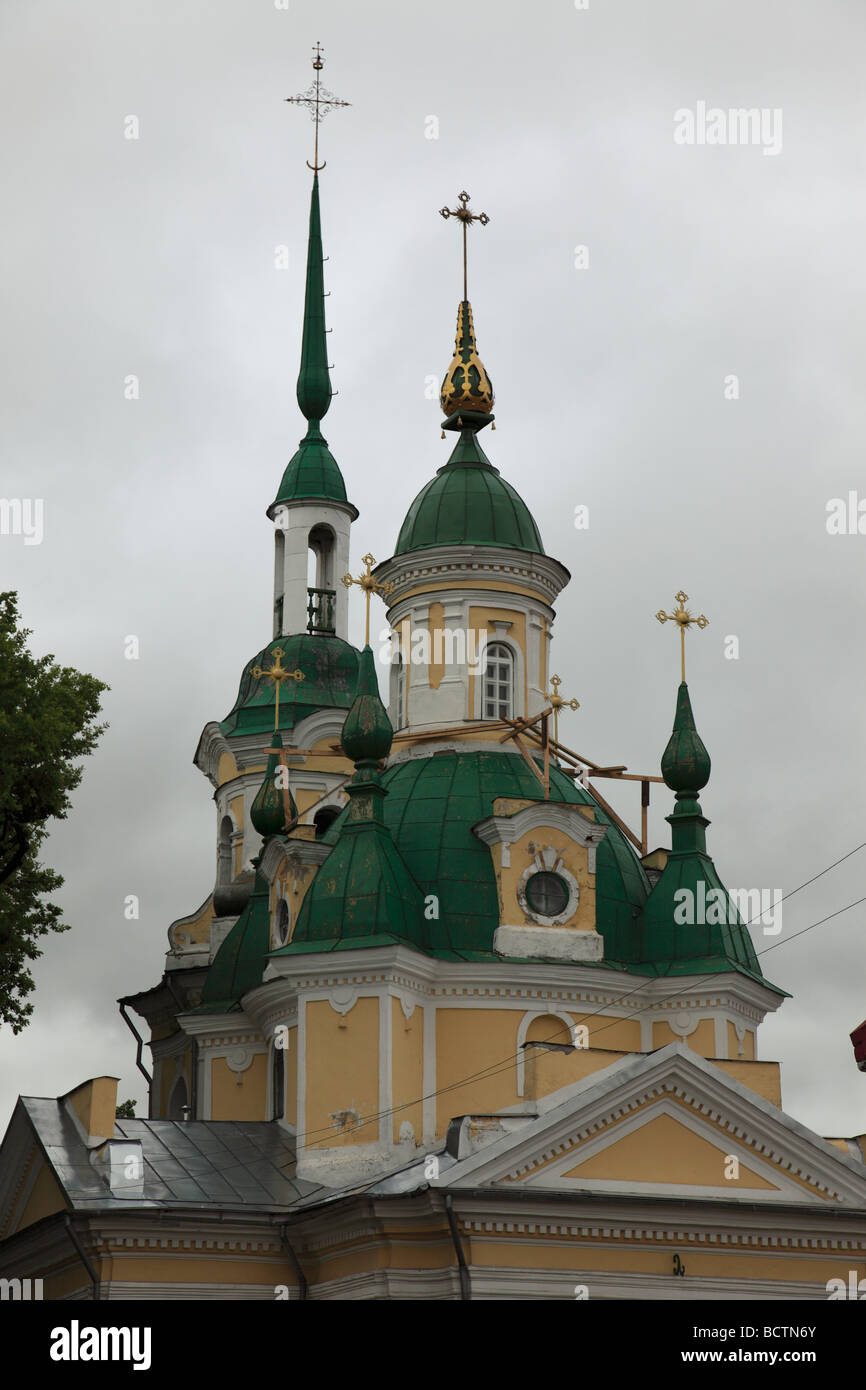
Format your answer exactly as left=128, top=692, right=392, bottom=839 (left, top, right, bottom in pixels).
left=307, top=524, right=337, bottom=634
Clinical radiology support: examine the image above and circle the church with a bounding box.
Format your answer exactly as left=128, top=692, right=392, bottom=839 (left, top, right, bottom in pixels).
left=1, top=53, right=865, bottom=1301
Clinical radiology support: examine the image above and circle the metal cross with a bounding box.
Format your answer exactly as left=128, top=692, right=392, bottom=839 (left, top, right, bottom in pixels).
left=545, top=674, right=580, bottom=745
left=341, top=553, right=394, bottom=647
left=440, top=191, right=490, bottom=302
left=251, top=647, right=305, bottom=731
left=284, top=42, right=351, bottom=172
left=655, top=590, right=709, bottom=683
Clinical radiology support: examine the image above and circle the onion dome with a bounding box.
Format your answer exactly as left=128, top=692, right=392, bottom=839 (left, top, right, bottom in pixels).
left=250, top=733, right=296, bottom=838
left=440, top=300, right=494, bottom=428
left=395, top=427, right=544, bottom=556
left=280, top=647, right=425, bottom=951
left=661, top=682, right=711, bottom=793
left=220, top=633, right=359, bottom=739
left=340, top=645, right=393, bottom=764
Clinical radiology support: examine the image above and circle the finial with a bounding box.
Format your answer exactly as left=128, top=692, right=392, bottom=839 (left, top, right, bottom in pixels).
left=285, top=43, right=350, bottom=172
left=439, top=192, right=495, bottom=433
left=661, top=682, right=711, bottom=795
left=655, top=590, right=708, bottom=683
left=545, top=674, right=580, bottom=744
left=251, top=732, right=298, bottom=838
left=341, top=645, right=393, bottom=768
left=251, top=646, right=305, bottom=731
left=341, top=554, right=394, bottom=647
left=440, top=190, right=490, bottom=303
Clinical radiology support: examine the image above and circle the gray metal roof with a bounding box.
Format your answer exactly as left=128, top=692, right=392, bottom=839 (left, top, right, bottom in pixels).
left=21, top=1098, right=330, bottom=1212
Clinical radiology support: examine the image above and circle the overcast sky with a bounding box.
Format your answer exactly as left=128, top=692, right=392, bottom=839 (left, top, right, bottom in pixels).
left=1, top=0, right=864, bottom=1140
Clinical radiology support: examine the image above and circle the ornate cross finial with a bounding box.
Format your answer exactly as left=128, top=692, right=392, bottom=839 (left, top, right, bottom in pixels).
left=545, top=674, right=580, bottom=744
left=251, top=647, right=305, bottom=731
left=285, top=42, right=350, bottom=172
left=440, top=191, right=490, bottom=302
left=655, top=590, right=709, bottom=683
left=341, top=553, right=394, bottom=647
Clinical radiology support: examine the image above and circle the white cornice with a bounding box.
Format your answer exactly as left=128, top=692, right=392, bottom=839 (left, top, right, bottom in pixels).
left=436, top=1041, right=866, bottom=1206
left=373, top=545, right=571, bottom=608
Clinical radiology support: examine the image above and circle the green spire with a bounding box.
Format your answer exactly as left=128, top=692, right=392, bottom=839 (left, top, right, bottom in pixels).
left=250, top=733, right=296, bottom=838
left=296, top=174, right=331, bottom=422
left=279, top=646, right=425, bottom=952
left=638, top=681, right=772, bottom=986
left=269, top=175, right=355, bottom=513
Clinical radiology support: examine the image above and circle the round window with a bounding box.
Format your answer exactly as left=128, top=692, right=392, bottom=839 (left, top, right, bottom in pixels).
left=525, top=871, right=570, bottom=919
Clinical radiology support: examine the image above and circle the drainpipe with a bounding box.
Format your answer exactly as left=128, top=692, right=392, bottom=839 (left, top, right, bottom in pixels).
left=117, top=1000, right=153, bottom=1119
left=444, top=1194, right=471, bottom=1301
left=64, top=1215, right=100, bottom=1301
left=278, top=1223, right=308, bottom=1300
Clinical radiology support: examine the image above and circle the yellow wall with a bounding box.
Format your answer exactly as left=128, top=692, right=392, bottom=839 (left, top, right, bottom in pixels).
left=285, top=1026, right=298, bottom=1127
left=427, top=602, right=445, bottom=691
left=210, top=1054, right=267, bottom=1121
left=561, top=1111, right=778, bottom=1189
left=3, top=1152, right=66, bottom=1236
left=652, top=1018, right=717, bottom=1056
left=304, top=997, right=380, bottom=1149
left=217, top=750, right=239, bottom=785
left=391, top=998, right=424, bottom=1144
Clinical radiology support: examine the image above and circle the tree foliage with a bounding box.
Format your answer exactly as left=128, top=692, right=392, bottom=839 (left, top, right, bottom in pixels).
left=0, top=592, right=108, bottom=1030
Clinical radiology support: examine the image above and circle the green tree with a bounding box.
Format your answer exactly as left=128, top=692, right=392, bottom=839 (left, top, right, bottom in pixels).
left=0, top=592, right=108, bottom=1030
left=115, top=1099, right=137, bottom=1119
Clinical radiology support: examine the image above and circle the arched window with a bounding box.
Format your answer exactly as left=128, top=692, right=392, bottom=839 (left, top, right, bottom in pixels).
left=483, top=642, right=514, bottom=720
left=217, top=815, right=234, bottom=886
left=271, top=1044, right=285, bottom=1121
left=307, top=524, right=336, bottom=634
left=394, top=652, right=405, bottom=728
left=313, top=807, right=340, bottom=839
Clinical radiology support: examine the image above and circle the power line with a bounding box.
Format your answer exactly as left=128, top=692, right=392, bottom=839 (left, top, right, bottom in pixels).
left=292, top=843, right=866, bottom=1150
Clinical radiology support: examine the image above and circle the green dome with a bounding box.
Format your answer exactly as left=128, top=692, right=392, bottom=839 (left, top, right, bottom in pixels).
left=661, top=682, right=711, bottom=792
left=321, top=748, right=647, bottom=960
left=395, top=429, right=544, bottom=557
left=221, top=633, right=360, bottom=739
left=271, top=422, right=351, bottom=510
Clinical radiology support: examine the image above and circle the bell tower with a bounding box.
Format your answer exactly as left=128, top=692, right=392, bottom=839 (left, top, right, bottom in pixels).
left=268, top=49, right=357, bottom=642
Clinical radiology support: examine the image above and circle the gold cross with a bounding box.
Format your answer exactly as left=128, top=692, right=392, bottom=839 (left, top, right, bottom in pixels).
left=341, top=553, right=394, bottom=647
left=655, top=590, right=709, bottom=682
left=544, top=674, right=580, bottom=744
left=440, top=191, right=490, bottom=302
left=284, top=42, right=350, bottom=172
left=251, top=647, right=305, bottom=731
left=264, top=742, right=298, bottom=833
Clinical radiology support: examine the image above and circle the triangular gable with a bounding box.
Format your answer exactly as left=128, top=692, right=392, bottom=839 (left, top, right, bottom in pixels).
left=437, top=1042, right=866, bottom=1206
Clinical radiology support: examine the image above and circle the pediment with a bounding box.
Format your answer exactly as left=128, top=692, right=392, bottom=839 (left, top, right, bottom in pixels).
left=437, top=1042, right=866, bottom=1206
